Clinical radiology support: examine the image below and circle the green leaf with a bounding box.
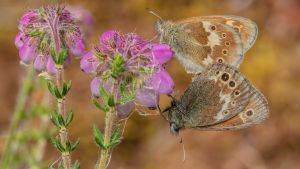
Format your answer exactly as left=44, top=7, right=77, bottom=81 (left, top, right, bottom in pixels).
left=50, top=111, right=61, bottom=128
left=93, top=125, right=106, bottom=149
left=61, top=81, right=72, bottom=97
left=29, top=29, right=43, bottom=37
left=92, top=99, right=110, bottom=112
left=47, top=80, right=62, bottom=99
left=73, top=160, right=81, bottom=169
left=57, top=114, right=65, bottom=127
left=107, top=96, right=115, bottom=107
left=65, top=141, right=72, bottom=152
left=99, top=86, right=109, bottom=102
left=65, top=111, right=74, bottom=127
left=58, top=48, right=68, bottom=65
left=51, top=138, right=65, bottom=152
left=109, top=129, right=122, bottom=148
left=71, top=139, right=80, bottom=151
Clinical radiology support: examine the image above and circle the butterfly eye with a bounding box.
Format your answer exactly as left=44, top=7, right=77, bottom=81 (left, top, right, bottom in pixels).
left=222, top=33, right=227, bottom=38
left=229, top=81, right=236, bottom=88
left=221, top=73, right=230, bottom=81
left=246, top=110, right=253, bottom=116
left=225, top=41, right=230, bottom=46
left=222, top=49, right=228, bottom=55
left=210, top=25, right=216, bottom=30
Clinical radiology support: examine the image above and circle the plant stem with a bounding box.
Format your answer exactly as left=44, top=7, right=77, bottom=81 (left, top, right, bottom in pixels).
left=96, top=83, right=118, bottom=169
left=56, top=67, right=72, bottom=169
left=0, top=66, right=34, bottom=169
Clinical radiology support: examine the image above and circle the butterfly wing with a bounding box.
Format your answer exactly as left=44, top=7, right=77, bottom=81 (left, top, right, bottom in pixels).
left=199, top=15, right=258, bottom=53
left=179, top=63, right=268, bottom=129
left=169, top=19, right=244, bottom=73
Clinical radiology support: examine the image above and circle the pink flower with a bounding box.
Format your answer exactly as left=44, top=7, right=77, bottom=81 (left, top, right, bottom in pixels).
left=80, top=52, right=99, bottom=73
left=19, top=40, right=37, bottom=64
left=136, top=87, right=159, bottom=108
left=116, top=101, right=135, bottom=118
left=149, top=68, right=174, bottom=94
left=151, top=44, right=174, bottom=65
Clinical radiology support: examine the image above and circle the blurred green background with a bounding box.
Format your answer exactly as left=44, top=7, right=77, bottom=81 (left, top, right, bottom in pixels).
left=1, top=0, right=300, bottom=168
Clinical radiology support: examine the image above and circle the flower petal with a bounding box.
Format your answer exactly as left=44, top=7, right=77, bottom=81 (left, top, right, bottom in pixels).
left=46, top=57, right=57, bottom=75
left=34, top=55, right=46, bottom=72
left=149, top=68, right=174, bottom=94
left=116, top=101, right=135, bottom=119
left=80, top=52, right=99, bottom=73
left=136, top=87, right=159, bottom=108
left=15, top=32, right=26, bottom=49
left=66, top=33, right=85, bottom=57
left=19, top=40, right=37, bottom=64
left=151, top=44, right=174, bottom=65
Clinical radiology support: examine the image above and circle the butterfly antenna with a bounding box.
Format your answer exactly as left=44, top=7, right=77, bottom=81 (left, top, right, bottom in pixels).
left=149, top=10, right=164, bottom=22
left=179, top=136, right=186, bottom=162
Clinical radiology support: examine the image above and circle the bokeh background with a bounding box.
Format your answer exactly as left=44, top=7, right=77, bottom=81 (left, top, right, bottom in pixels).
left=1, top=0, right=300, bottom=168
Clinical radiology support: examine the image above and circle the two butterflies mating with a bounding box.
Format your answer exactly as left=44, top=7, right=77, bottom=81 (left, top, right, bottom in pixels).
left=153, top=14, right=269, bottom=134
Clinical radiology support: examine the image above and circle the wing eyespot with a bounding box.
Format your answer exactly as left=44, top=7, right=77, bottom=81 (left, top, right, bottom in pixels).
left=234, top=90, right=240, bottom=96
left=222, top=33, right=227, bottom=38
left=210, top=25, right=216, bottom=30
left=225, top=41, right=230, bottom=46
left=221, top=73, right=230, bottom=81
left=246, top=110, right=253, bottom=116
left=222, top=49, right=228, bottom=55
left=217, top=58, right=224, bottom=63
left=229, top=81, right=236, bottom=88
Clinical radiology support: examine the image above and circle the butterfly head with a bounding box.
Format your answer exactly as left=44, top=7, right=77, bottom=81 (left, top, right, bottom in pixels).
left=163, top=99, right=184, bottom=135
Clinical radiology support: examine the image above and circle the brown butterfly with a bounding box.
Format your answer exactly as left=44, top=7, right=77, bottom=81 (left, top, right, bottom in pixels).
left=161, top=63, right=269, bottom=134
left=155, top=15, right=258, bottom=74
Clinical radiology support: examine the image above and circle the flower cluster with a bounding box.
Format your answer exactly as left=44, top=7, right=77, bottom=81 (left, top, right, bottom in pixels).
left=80, top=31, right=174, bottom=118
left=15, top=6, right=85, bottom=73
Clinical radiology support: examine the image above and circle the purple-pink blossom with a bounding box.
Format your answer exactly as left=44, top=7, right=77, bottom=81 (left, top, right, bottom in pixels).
left=81, top=30, right=174, bottom=118
left=15, top=6, right=86, bottom=74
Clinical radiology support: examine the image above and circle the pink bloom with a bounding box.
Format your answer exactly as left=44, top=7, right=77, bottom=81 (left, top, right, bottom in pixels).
left=19, top=40, right=37, bottom=64
left=34, top=55, right=47, bottom=72
left=80, top=52, right=99, bottom=73
left=46, top=57, right=57, bottom=74
left=149, top=68, right=174, bottom=94
left=136, top=87, right=159, bottom=108
left=116, top=101, right=135, bottom=118
left=151, top=44, right=174, bottom=65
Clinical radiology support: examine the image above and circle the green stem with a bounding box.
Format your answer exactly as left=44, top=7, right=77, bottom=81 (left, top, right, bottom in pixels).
left=96, top=83, right=119, bottom=169
left=0, top=66, right=34, bottom=169
left=96, top=108, right=116, bottom=169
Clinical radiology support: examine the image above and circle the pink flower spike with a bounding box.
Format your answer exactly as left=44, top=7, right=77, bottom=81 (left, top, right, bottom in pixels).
left=151, top=44, right=174, bottom=65
left=149, top=68, right=174, bottom=94
left=116, top=101, right=135, bottom=119
left=80, top=52, right=99, bottom=73
left=34, top=55, right=46, bottom=72
left=136, top=87, right=159, bottom=108
left=19, top=40, right=37, bottom=64
left=46, top=57, right=57, bottom=75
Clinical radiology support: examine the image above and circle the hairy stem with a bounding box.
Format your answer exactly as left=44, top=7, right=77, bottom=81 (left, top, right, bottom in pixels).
left=96, top=84, right=118, bottom=169
left=0, top=66, right=34, bottom=169
left=56, top=67, right=72, bottom=169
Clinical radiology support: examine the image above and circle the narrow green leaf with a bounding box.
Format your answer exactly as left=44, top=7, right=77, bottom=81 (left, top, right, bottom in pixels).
left=71, top=139, right=80, bottom=151
left=50, top=111, right=61, bottom=128
left=66, top=141, right=72, bottom=152
left=65, top=111, right=74, bottom=127
left=107, top=96, right=115, bottom=107
left=93, top=125, right=106, bottom=149
left=73, top=160, right=80, bottom=169
left=58, top=162, right=64, bottom=169
left=99, top=86, right=109, bottom=102
left=57, top=114, right=65, bottom=127
left=51, top=138, right=65, bottom=152
left=92, top=99, right=110, bottom=112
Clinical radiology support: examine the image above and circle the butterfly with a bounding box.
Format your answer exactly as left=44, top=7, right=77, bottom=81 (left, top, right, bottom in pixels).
left=160, top=63, right=269, bottom=134
left=155, top=15, right=258, bottom=74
